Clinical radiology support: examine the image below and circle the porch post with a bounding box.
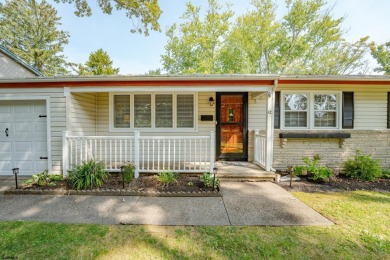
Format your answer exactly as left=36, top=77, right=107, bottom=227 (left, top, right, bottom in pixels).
left=62, top=131, right=69, bottom=176
left=134, top=131, right=140, bottom=178
left=209, top=131, right=215, bottom=173
left=265, top=90, right=275, bottom=171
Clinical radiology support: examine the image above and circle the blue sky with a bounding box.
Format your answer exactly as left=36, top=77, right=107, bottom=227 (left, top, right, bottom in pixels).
left=51, top=0, right=390, bottom=75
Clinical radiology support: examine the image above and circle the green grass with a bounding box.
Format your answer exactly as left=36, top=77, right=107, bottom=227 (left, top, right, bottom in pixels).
left=0, top=191, right=389, bottom=259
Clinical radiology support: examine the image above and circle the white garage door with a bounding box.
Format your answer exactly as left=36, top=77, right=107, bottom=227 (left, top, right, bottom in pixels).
left=0, top=100, right=48, bottom=175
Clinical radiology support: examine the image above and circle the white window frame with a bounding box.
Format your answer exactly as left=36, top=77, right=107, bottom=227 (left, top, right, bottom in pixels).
left=281, top=91, right=342, bottom=130
left=109, top=92, right=198, bottom=132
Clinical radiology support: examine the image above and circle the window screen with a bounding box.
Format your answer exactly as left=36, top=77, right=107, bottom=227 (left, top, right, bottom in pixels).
left=134, top=94, right=151, bottom=128
left=177, top=94, right=194, bottom=128
left=113, top=95, right=130, bottom=128
left=155, top=94, right=173, bottom=128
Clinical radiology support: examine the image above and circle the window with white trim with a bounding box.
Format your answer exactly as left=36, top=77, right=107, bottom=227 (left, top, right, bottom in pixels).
left=281, top=92, right=341, bottom=129
left=110, top=93, right=196, bottom=131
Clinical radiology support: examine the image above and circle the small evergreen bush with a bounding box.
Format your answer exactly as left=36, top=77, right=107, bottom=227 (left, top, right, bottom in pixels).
left=381, top=169, right=390, bottom=179
left=67, top=160, right=108, bottom=190
left=342, top=151, right=382, bottom=181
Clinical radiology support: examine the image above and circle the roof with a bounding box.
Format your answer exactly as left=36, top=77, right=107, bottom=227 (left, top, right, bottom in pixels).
left=0, top=45, right=43, bottom=76
left=0, top=74, right=390, bottom=87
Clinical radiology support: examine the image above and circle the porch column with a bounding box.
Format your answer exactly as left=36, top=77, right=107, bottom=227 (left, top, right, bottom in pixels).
left=265, top=89, right=275, bottom=171
left=62, top=131, right=69, bottom=176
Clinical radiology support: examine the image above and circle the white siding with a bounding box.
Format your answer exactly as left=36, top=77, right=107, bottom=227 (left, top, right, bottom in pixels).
left=70, top=93, right=97, bottom=136
left=0, top=88, right=66, bottom=174
left=248, top=92, right=267, bottom=161
left=0, top=54, right=36, bottom=78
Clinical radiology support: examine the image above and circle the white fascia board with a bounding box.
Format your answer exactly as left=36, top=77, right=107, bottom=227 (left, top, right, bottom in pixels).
left=68, top=85, right=274, bottom=93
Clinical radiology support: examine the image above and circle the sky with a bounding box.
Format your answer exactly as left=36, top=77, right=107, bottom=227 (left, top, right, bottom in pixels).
left=49, top=0, right=390, bottom=75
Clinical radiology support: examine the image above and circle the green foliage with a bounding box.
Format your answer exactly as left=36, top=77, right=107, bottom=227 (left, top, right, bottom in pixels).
left=370, top=41, right=390, bottom=75
left=162, top=0, right=233, bottom=74
left=200, top=172, right=220, bottom=189
left=0, top=0, right=71, bottom=76
left=381, top=169, right=390, bottom=179
left=155, top=171, right=178, bottom=186
left=78, top=48, right=119, bottom=75
left=122, top=162, right=135, bottom=183
left=24, top=170, right=63, bottom=187
left=342, top=151, right=383, bottom=181
left=67, top=160, right=108, bottom=190
left=293, top=155, right=333, bottom=182
left=161, top=0, right=369, bottom=75
left=54, top=0, right=162, bottom=35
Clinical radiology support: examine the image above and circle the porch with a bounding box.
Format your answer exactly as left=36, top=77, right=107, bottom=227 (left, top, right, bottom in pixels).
left=62, top=131, right=274, bottom=179
left=62, top=86, right=276, bottom=178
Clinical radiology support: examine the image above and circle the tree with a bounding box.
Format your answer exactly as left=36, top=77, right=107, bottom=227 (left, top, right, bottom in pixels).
left=0, top=0, right=71, bottom=76
left=78, top=48, right=119, bottom=75
left=54, top=0, right=162, bottom=35
left=370, top=41, right=390, bottom=75
left=161, top=0, right=370, bottom=75
left=161, top=0, right=233, bottom=74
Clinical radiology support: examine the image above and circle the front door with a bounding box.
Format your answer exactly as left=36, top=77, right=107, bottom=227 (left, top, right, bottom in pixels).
left=216, top=92, right=248, bottom=161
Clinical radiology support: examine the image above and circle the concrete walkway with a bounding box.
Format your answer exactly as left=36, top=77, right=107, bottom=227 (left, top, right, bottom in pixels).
left=0, top=181, right=333, bottom=226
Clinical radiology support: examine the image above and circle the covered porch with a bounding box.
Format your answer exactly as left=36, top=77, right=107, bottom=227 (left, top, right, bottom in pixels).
left=62, top=80, right=276, bottom=178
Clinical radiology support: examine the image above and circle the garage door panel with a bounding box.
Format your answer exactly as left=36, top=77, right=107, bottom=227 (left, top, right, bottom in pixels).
left=0, top=160, right=13, bottom=173
left=35, top=142, right=47, bottom=152
left=0, top=115, right=12, bottom=122
left=14, top=122, right=33, bottom=133
left=15, top=141, right=32, bottom=152
left=0, top=141, right=12, bottom=152
left=34, top=122, right=46, bottom=132
left=15, top=160, right=33, bottom=171
left=36, top=161, right=47, bottom=172
left=34, top=103, right=46, bottom=113
left=0, top=103, right=11, bottom=113
left=13, top=103, right=32, bottom=113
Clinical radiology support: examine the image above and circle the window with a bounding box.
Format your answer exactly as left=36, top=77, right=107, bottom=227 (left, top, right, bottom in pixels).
left=113, top=95, right=130, bottom=128
left=314, top=94, right=337, bottom=127
left=281, top=92, right=341, bottom=129
left=134, top=94, right=151, bottom=128
left=177, top=94, right=194, bottom=128
left=284, top=94, right=308, bottom=127
left=110, top=93, right=196, bottom=131
left=155, top=94, right=173, bottom=128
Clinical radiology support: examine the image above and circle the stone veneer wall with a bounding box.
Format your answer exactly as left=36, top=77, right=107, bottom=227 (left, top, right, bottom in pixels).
left=272, top=130, right=390, bottom=171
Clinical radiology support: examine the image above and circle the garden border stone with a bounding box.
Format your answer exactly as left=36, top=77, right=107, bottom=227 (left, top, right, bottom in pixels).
left=4, top=188, right=222, bottom=197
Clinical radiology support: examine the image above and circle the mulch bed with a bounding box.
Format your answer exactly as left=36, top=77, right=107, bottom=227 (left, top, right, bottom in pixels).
left=277, top=174, right=390, bottom=193
left=9, top=174, right=220, bottom=197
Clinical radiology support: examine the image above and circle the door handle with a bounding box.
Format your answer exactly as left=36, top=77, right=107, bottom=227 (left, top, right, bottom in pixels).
left=5, top=128, right=8, bottom=137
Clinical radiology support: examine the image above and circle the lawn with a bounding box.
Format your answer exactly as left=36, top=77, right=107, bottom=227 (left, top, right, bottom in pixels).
left=0, top=191, right=389, bottom=259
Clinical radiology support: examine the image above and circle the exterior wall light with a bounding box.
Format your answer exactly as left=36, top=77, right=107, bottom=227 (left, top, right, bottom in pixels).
left=209, top=97, right=215, bottom=106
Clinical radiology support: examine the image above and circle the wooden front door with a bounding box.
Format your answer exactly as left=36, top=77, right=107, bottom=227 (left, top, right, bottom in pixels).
left=216, top=92, right=248, bottom=161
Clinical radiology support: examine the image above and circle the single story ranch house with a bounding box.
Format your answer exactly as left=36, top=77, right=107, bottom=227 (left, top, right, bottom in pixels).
left=0, top=75, right=389, bottom=177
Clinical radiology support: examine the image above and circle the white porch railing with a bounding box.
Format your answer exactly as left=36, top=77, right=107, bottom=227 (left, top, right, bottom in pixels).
left=62, top=131, right=215, bottom=177
left=253, top=130, right=267, bottom=170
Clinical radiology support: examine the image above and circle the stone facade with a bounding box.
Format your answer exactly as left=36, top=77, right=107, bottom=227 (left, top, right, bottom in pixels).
left=273, top=130, right=390, bottom=171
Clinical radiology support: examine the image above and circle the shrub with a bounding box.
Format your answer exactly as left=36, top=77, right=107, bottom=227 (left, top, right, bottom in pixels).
left=156, top=171, right=178, bottom=185
left=381, top=169, right=390, bottom=179
left=122, top=162, right=135, bottom=183
left=200, top=172, right=220, bottom=189
left=24, top=170, right=63, bottom=187
left=67, top=160, right=108, bottom=190
left=293, top=155, right=333, bottom=183
left=342, top=151, right=382, bottom=181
